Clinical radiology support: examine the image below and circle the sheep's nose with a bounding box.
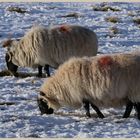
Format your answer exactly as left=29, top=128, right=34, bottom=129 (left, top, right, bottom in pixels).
left=5, top=53, right=18, bottom=75
left=37, top=97, right=54, bottom=115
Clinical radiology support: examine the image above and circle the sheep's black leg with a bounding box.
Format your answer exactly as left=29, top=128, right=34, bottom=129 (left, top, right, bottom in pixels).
left=44, top=64, right=50, bottom=77
left=123, top=101, right=133, bottom=118
left=38, top=65, right=43, bottom=77
left=134, top=103, right=140, bottom=120
left=90, top=103, right=104, bottom=118
left=83, top=100, right=91, bottom=117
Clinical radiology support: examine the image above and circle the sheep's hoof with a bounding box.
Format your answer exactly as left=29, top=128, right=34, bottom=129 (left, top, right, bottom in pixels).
left=86, top=112, right=91, bottom=118
left=137, top=114, right=140, bottom=120
left=9, top=71, right=19, bottom=77
left=98, top=114, right=105, bottom=119
left=13, top=73, right=19, bottom=77
left=37, top=74, right=43, bottom=78
left=47, top=73, right=51, bottom=77
left=37, top=73, right=47, bottom=78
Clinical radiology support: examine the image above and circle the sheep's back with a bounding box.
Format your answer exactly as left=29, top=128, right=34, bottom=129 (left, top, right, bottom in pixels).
left=53, top=53, right=140, bottom=107
left=38, top=25, right=98, bottom=68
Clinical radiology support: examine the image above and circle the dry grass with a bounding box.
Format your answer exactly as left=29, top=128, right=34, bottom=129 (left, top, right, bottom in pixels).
left=58, top=12, right=82, bottom=18
left=45, top=6, right=57, bottom=10
left=109, top=26, right=119, bottom=34
left=105, top=16, right=120, bottom=23
left=128, top=11, right=137, bottom=17
left=6, top=7, right=27, bottom=14
left=92, top=5, right=121, bottom=12
left=0, top=69, right=46, bottom=78
left=133, top=18, right=140, bottom=24
left=0, top=70, right=12, bottom=76
left=0, top=102, right=16, bottom=106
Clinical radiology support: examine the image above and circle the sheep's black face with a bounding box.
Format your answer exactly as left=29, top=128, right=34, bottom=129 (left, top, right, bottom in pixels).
left=5, top=53, right=18, bottom=76
left=37, top=95, right=54, bottom=115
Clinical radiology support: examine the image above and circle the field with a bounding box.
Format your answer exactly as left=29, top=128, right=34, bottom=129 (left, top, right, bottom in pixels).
left=0, top=2, right=140, bottom=138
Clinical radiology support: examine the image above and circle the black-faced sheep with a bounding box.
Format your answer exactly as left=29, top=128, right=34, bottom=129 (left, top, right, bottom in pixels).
left=3, top=24, right=98, bottom=77
left=37, top=52, right=140, bottom=119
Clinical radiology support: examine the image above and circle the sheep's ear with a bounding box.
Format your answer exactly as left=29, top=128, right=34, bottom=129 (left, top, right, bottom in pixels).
left=2, top=39, right=13, bottom=48
left=46, top=96, right=60, bottom=109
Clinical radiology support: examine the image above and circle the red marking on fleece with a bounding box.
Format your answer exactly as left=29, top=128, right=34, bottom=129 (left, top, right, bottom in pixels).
left=98, top=56, right=113, bottom=67
left=59, top=25, right=71, bottom=32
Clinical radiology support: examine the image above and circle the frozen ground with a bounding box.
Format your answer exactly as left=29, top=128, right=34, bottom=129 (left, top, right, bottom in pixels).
left=0, top=2, right=140, bottom=138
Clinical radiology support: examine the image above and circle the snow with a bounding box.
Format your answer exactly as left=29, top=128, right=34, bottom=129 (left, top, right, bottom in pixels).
left=0, top=2, right=140, bottom=138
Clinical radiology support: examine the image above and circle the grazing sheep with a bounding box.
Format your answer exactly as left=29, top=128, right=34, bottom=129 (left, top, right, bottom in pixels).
left=38, top=52, right=140, bottom=119
left=3, top=24, right=98, bottom=77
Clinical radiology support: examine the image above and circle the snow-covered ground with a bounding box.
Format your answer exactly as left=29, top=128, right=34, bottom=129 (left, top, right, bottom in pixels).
left=0, top=2, right=140, bottom=138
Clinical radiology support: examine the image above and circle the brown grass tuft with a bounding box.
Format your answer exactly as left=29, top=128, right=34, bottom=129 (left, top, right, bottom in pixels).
left=6, top=7, right=27, bottom=14
left=109, top=26, right=119, bottom=34
left=92, top=5, right=121, bottom=12
left=58, top=12, right=82, bottom=18
left=133, top=18, right=140, bottom=24
left=0, top=69, right=46, bottom=78
left=105, top=16, right=120, bottom=23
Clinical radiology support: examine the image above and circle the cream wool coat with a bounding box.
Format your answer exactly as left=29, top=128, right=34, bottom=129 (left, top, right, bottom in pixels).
left=40, top=52, right=140, bottom=110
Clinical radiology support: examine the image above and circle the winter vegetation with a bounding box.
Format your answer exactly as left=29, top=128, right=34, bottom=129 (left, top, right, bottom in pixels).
left=6, top=6, right=27, bottom=14
left=0, top=2, right=140, bottom=138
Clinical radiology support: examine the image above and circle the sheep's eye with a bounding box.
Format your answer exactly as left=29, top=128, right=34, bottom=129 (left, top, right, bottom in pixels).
left=40, top=91, right=45, bottom=96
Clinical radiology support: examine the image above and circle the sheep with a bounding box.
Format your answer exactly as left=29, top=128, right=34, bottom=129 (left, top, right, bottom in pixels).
left=3, top=24, right=98, bottom=77
left=37, top=52, right=140, bottom=119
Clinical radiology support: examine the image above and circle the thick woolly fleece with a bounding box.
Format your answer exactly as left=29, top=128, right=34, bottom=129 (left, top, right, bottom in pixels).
left=6, top=25, right=98, bottom=69
left=40, top=52, right=140, bottom=110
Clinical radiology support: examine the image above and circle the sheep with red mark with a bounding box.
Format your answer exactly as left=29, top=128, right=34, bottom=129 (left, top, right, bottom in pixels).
left=3, top=24, right=98, bottom=77
left=37, top=52, right=140, bottom=119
